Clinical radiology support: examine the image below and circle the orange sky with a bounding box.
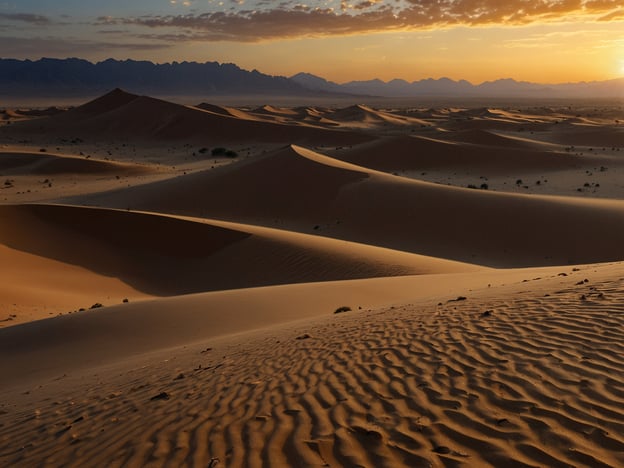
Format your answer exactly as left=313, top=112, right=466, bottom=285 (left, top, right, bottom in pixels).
left=1, top=0, right=623, bottom=83
left=190, top=21, right=624, bottom=84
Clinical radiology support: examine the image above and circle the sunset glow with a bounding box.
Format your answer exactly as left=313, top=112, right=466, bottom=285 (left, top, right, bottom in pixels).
left=1, top=1, right=623, bottom=83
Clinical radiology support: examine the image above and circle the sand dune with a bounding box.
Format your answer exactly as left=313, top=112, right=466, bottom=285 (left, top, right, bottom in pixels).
left=0, top=203, right=477, bottom=307
left=0, top=262, right=589, bottom=384
left=1, top=262, right=622, bottom=467
left=331, top=134, right=603, bottom=174
left=194, top=102, right=257, bottom=121
left=325, top=104, right=429, bottom=128
left=2, top=92, right=624, bottom=467
left=74, top=144, right=624, bottom=267
left=0, top=150, right=151, bottom=176
left=536, top=125, right=624, bottom=147
left=0, top=243, right=150, bottom=328
left=2, top=89, right=372, bottom=147
left=434, top=128, right=550, bottom=149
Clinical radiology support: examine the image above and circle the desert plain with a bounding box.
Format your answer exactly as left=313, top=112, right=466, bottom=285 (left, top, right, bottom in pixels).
left=1, top=90, right=624, bottom=467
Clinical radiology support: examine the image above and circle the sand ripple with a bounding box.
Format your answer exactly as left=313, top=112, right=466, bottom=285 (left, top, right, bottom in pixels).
left=1, top=272, right=623, bottom=467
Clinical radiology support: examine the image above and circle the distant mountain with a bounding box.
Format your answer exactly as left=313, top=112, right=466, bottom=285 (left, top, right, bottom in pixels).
left=290, top=73, right=624, bottom=99
left=0, top=58, right=312, bottom=96
left=289, top=72, right=345, bottom=94
left=0, top=58, right=621, bottom=99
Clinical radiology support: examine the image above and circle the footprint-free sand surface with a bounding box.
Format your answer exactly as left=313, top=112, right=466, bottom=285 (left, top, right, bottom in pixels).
left=1, top=90, right=623, bottom=467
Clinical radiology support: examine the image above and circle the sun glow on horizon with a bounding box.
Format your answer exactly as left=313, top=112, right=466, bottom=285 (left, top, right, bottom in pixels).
left=0, top=2, right=623, bottom=84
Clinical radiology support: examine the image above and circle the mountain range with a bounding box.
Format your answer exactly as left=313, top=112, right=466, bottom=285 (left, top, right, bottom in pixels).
left=289, top=72, right=624, bottom=99
left=0, top=58, right=622, bottom=99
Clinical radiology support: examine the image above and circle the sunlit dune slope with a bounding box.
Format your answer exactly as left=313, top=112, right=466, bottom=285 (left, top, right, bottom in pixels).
left=0, top=203, right=478, bottom=300
left=74, top=144, right=624, bottom=267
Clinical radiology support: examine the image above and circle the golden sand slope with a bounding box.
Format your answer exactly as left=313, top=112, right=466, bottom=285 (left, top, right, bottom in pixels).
left=1, top=263, right=622, bottom=467
left=0, top=243, right=150, bottom=327
left=75, top=144, right=624, bottom=267
left=0, top=203, right=480, bottom=323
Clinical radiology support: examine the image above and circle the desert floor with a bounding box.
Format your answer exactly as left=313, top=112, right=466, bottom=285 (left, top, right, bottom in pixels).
left=1, top=91, right=623, bottom=467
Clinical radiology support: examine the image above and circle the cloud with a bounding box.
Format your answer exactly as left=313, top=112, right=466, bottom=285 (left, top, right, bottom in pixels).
left=98, top=0, right=624, bottom=42
left=0, top=36, right=170, bottom=57
left=0, top=13, right=51, bottom=25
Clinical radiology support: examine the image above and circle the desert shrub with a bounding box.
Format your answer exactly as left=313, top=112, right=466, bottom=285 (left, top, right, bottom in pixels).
left=212, top=147, right=238, bottom=158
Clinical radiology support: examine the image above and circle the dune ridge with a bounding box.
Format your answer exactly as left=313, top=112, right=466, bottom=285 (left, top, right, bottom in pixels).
left=2, top=91, right=624, bottom=467
left=73, top=144, right=624, bottom=268
left=1, top=262, right=622, bottom=467
left=2, top=89, right=373, bottom=146
left=0, top=150, right=152, bottom=176
left=0, top=203, right=480, bottom=322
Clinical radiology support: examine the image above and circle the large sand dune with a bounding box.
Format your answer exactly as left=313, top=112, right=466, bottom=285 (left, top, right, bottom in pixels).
left=0, top=203, right=476, bottom=298
left=1, top=91, right=623, bottom=467
left=2, top=89, right=372, bottom=146
left=1, top=262, right=622, bottom=467
left=75, top=144, right=624, bottom=267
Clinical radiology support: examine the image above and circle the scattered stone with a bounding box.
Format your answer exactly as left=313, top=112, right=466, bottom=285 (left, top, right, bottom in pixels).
left=448, top=296, right=467, bottom=303
left=295, top=333, right=311, bottom=340
left=150, top=392, right=170, bottom=401
left=90, top=303, right=103, bottom=309
left=480, top=310, right=492, bottom=318
left=334, top=306, right=351, bottom=314
left=433, top=445, right=452, bottom=454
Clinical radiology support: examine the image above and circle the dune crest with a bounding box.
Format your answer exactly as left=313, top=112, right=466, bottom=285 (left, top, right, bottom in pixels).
left=1, top=90, right=624, bottom=467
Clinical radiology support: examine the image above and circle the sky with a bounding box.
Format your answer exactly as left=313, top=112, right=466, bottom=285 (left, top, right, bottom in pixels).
left=1, top=0, right=623, bottom=84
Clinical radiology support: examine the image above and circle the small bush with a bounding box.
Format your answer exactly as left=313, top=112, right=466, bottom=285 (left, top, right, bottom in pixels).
left=334, top=306, right=352, bottom=314
left=212, top=147, right=238, bottom=158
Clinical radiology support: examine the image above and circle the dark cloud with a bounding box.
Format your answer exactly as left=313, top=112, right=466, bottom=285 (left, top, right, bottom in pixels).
left=98, top=0, right=624, bottom=42
left=0, top=36, right=170, bottom=57
left=0, top=13, right=51, bottom=25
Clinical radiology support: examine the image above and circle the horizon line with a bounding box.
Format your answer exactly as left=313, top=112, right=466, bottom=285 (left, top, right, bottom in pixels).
left=4, top=56, right=623, bottom=88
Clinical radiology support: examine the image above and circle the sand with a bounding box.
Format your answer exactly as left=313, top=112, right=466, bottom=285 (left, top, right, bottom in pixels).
left=1, top=91, right=623, bottom=467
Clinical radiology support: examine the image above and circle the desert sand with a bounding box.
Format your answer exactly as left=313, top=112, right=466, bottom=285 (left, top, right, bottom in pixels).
left=1, top=90, right=623, bottom=467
